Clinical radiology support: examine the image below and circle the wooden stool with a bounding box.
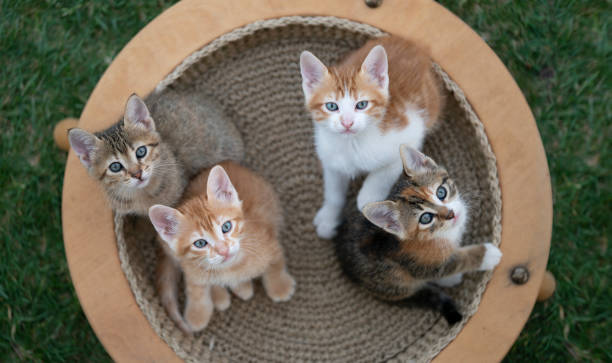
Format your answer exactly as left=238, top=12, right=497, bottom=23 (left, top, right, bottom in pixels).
left=60, top=0, right=554, bottom=361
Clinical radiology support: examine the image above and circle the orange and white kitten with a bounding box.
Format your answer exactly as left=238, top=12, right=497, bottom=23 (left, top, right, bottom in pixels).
left=300, top=35, right=444, bottom=238
left=149, top=161, right=295, bottom=333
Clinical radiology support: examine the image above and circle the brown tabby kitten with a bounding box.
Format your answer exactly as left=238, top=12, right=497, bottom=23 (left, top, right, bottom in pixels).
left=68, top=91, right=244, bottom=215
left=333, top=145, right=502, bottom=325
left=149, top=161, right=295, bottom=333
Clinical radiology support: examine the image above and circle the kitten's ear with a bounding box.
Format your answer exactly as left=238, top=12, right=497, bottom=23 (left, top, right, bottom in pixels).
left=399, top=144, right=437, bottom=176
left=361, top=45, right=389, bottom=90
left=207, top=165, right=240, bottom=206
left=124, top=94, right=155, bottom=132
left=362, top=201, right=404, bottom=239
left=68, top=128, right=100, bottom=169
left=300, top=51, right=328, bottom=99
left=149, top=205, right=183, bottom=250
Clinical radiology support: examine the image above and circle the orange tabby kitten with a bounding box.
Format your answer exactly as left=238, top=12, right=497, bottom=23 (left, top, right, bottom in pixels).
left=149, top=161, right=295, bottom=333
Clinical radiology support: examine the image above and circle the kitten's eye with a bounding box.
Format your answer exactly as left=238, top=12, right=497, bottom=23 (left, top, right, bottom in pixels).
left=436, top=186, right=447, bottom=201
left=193, top=239, right=208, bottom=248
left=109, top=162, right=123, bottom=173
left=355, top=100, right=368, bottom=110
left=325, top=102, right=339, bottom=112
left=135, top=146, right=147, bottom=159
left=419, top=212, right=434, bottom=225
left=221, top=221, right=232, bottom=233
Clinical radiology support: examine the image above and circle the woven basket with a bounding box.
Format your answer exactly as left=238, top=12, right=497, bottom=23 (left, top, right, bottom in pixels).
left=113, top=17, right=501, bottom=363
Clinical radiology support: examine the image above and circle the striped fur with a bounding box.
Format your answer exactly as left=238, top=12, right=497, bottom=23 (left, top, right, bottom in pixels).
left=68, top=90, right=244, bottom=216
left=150, top=162, right=295, bottom=333
left=333, top=146, right=501, bottom=325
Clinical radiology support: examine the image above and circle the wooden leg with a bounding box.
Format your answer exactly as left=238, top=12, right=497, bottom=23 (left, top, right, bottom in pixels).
left=537, top=270, right=556, bottom=301
left=53, top=118, right=78, bottom=151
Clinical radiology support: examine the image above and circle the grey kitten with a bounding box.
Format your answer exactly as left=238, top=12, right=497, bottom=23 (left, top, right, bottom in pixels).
left=68, top=91, right=244, bottom=215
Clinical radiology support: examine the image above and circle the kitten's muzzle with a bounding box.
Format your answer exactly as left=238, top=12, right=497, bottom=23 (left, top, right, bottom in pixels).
left=129, top=169, right=143, bottom=180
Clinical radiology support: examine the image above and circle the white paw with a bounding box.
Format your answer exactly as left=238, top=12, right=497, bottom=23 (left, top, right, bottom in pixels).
left=435, top=273, right=464, bottom=287
left=478, top=243, right=502, bottom=271
left=313, top=204, right=341, bottom=239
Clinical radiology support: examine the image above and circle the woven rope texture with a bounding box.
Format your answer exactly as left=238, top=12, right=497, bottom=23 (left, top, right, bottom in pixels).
left=115, top=17, right=502, bottom=363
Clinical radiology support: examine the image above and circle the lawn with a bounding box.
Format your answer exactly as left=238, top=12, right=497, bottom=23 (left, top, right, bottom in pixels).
left=0, top=0, right=609, bottom=361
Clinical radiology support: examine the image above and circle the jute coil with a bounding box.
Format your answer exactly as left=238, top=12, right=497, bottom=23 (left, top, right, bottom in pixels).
left=114, top=16, right=502, bottom=363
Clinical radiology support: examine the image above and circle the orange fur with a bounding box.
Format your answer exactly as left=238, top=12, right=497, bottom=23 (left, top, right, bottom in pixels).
left=154, top=161, right=295, bottom=333
left=308, top=35, right=444, bottom=132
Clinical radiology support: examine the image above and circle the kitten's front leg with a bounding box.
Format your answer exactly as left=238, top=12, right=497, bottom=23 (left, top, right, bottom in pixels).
left=314, top=166, right=350, bottom=239
left=184, top=283, right=214, bottom=332
left=409, top=244, right=502, bottom=281
left=211, top=285, right=231, bottom=311
left=435, top=273, right=464, bottom=287
left=357, top=160, right=403, bottom=210
left=262, top=255, right=296, bottom=302
left=230, top=280, right=254, bottom=301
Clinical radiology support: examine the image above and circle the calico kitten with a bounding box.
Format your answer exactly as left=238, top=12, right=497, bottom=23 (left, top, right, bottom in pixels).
left=149, top=161, right=296, bottom=333
left=300, top=35, right=444, bottom=238
left=68, top=91, right=244, bottom=215
left=333, top=145, right=502, bottom=325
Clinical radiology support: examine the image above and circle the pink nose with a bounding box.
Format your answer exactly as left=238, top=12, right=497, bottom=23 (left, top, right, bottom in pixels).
left=341, top=118, right=354, bottom=129
left=216, top=245, right=229, bottom=258
left=130, top=169, right=143, bottom=180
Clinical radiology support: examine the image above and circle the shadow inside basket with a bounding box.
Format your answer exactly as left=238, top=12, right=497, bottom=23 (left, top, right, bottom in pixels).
left=114, top=17, right=501, bottom=363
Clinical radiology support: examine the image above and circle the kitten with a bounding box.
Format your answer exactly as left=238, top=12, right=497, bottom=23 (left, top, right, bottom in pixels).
left=333, top=145, right=502, bottom=325
left=300, top=35, right=444, bottom=238
left=149, top=161, right=296, bottom=333
left=68, top=91, right=244, bottom=215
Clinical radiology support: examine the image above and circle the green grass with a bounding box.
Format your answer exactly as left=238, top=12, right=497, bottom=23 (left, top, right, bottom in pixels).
left=0, top=0, right=609, bottom=361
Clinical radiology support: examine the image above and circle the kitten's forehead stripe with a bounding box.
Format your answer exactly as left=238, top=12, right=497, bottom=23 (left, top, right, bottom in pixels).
left=95, top=121, right=129, bottom=154
left=400, top=187, right=431, bottom=202
left=329, top=68, right=358, bottom=96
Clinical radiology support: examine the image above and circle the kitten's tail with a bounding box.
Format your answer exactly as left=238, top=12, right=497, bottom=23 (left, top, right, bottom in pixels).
left=400, top=283, right=463, bottom=326
left=156, top=248, right=192, bottom=333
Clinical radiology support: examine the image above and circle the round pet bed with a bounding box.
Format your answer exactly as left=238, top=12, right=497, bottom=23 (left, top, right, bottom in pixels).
left=61, top=1, right=552, bottom=362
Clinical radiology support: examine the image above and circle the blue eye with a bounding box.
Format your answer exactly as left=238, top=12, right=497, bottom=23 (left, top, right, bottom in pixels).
left=419, top=212, right=434, bottom=225
left=436, top=186, right=447, bottom=200
left=221, top=221, right=232, bottom=233
left=355, top=100, right=368, bottom=110
left=325, top=102, right=339, bottom=111
left=109, top=162, right=123, bottom=173
left=135, top=146, right=147, bottom=158
left=193, top=239, right=208, bottom=248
